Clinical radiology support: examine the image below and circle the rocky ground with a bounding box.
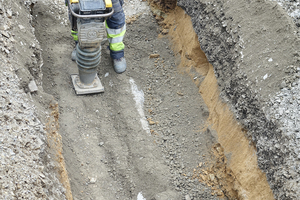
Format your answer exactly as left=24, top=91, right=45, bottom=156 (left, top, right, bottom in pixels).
left=0, top=0, right=67, bottom=199
left=272, top=0, right=300, bottom=27
left=0, top=0, right=299, bottom=200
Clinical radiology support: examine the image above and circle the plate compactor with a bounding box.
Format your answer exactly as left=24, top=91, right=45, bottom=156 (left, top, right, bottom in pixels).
left=68, top=0, right=114, bottom=95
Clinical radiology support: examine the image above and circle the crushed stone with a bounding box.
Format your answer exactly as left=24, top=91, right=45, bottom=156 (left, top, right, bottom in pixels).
left=0, top=0, right=66, bottom=199
left=271, top=0, right=300, bottom=27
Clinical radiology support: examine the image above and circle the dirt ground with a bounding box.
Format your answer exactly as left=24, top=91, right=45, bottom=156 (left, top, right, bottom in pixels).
left=31, top=0, right=222, bottom=199
left=1, top=0, right=299, bottom=199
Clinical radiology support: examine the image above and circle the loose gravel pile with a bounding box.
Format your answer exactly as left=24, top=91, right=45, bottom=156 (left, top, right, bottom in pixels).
left=0, top=0, right=66, bottom=199
left=265, top=67, right=300, bottom=199
left=266, top=1, right=300, bottom=198
left=0, top=60, right=64, bottom=199
left=271, top=0, right=300, bottom=27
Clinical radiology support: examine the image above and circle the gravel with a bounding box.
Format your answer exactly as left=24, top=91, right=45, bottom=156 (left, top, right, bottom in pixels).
left=1, top=0, right=299, bottom=199
left=0, top=0, right=66, bottom=199
left=265, top=65, right=300, bottom=198
left=0, top=60, right=65, bottom=199
left=126, top=15, right=219, bottom=199
left=271, top=0, right=300, bottom=27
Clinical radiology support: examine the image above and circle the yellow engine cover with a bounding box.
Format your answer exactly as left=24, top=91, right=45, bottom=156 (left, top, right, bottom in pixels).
left=70, top=0, right=112, bottom=8
left=105, top=0, right=112, bottom=8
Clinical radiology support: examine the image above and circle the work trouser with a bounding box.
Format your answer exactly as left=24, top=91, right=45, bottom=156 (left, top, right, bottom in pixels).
left=106, top=0, right=126, bottom=59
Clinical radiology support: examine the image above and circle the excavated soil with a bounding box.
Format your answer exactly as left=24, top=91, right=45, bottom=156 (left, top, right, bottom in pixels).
left=1, top=0, right=299, bottom=199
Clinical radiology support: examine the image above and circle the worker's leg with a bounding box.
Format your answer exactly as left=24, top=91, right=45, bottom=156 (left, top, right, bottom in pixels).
left=70, top=31, right=78, bottom=61
left=106, top=0, right=126, bottom=73
left=66, top=1, right=78, bottom=61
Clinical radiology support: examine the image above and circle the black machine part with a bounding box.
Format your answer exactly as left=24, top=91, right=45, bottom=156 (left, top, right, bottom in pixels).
left=69, top=0, right=113, bottom=32
left=79, top=0, right=106, bottom=15
left=69, top=3, right=79, bottom=31
left=69, top=0, right=113, bottom=20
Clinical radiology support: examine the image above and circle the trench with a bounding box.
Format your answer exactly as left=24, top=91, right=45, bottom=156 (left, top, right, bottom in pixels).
left=32, top=1, right=217, bottom=199
left=30, top=0, right=276, bottom=199
left=157, top=6, right=275, bottom=199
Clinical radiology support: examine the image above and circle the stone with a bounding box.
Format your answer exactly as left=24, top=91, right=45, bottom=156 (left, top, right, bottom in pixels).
left=6, top=9, right=12, bottom=18
left=209, top=174, right=215, bottom=181
left=185, top=194, right=191, bottom=200
left=1, top=31, right=9, bottom=38
left=280, top=81, right=287, bottom=89
left=89, top=177, right=97, bottom=184
left=149, top=54, right=160, bottom=58
left=98, top=142, right=104, bottom=146
left=18, top=25, right=26, bottom=32
left=28, top=80, right=38, bottom=93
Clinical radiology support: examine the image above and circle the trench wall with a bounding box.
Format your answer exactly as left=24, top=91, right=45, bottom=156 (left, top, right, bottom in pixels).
left=0, top=0, right=71, bottom=199
left=176, top=0, right=300, bottom=199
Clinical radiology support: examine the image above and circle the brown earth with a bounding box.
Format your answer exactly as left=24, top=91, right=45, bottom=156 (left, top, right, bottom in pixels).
left=46, top=102, right=73, bottom=200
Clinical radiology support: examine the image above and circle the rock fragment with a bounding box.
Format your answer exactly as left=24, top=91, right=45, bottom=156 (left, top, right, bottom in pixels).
left=89, top=177, right=97, bottom=184
left=1, top=30, right=9, bottom=38
left=185, top=194, right=191, bottom=200
left=28, top=80, right=38, bottom=93
left=149, top=53, right=160, bottom=58
left=18, top=25, right=26, bottom=32
left=6, top=9, right=12, bottom=18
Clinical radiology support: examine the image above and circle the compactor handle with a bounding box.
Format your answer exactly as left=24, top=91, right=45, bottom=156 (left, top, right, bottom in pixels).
left=68, top=3, right=114, bottom=19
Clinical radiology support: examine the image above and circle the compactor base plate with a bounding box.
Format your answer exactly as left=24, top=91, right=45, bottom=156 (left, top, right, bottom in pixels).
left=71, top=74, right=104, bottom=95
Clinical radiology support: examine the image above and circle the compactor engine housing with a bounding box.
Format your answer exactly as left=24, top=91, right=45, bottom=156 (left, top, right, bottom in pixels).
left=68, top=0, right=114, bottom=95
left=70, top=0, right=111, bottom=49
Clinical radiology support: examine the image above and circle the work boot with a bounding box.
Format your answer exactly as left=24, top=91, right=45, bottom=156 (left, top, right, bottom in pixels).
left=113, top=57, right=126, bottom=74
left=71, top=48, right=76, bottom=61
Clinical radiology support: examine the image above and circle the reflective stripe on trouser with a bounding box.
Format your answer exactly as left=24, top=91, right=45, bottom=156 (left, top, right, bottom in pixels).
left=106, top=0, right=125, bottom=59
left=71, top=30, right=78, bottom=41
left=105, top=21, right=126, bottom=58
